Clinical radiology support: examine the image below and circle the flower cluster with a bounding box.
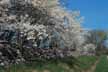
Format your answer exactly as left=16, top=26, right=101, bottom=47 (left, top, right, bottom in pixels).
left=0, top=0, right=83, bottom=67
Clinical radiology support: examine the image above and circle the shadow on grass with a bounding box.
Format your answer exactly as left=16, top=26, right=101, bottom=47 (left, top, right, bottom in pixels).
left=0, top=56, right=82, bottom=72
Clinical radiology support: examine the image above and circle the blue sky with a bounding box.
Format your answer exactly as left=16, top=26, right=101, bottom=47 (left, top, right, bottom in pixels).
left=61, top=0, right=108, bottom=30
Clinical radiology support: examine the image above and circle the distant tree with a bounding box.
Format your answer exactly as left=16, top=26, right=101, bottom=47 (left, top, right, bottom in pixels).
left=84, top=30, right=108, bottom=55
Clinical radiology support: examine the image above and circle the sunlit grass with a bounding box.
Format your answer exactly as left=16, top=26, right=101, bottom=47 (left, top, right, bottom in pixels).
left=0, top=56, right=98, bottom=72
left=78, top=56, right=97, bottom=70
left=95, top=55, right=108, bottom=72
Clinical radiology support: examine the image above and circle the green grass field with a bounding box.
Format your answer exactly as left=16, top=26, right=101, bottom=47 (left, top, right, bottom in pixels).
left=0, top=63, right=70, bottom=72
left=0, top=56, right=98, bottom=72
left=78, top=56, right=97, bottom=70
left=95, top=55, right=108, bottom=72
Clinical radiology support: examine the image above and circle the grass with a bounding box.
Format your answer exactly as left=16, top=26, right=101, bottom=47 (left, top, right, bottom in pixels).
left=95, top=55, right=108, bottom=72
left=77, top=56, right=97, bottom=70
left=0, top=57, right=78, bottom=72
left=0, top=56, right=98, bottom=72
left=0, top=62, right=70, bottom=72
